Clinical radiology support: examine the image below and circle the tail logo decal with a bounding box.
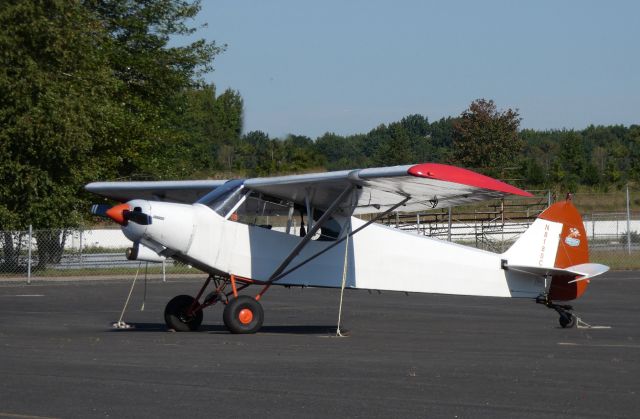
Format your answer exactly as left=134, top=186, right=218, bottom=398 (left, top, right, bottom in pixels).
left=564, top=228, right=581, bottom=247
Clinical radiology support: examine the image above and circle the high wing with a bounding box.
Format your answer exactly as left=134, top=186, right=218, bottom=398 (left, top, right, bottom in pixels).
left=85, top=180, right=226, bottom=204
left=244, top=163, right=532, bottom=214
left=85, top=163, right=531, bottom=213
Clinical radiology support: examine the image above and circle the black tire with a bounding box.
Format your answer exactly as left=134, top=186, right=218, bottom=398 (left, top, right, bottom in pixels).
left=558, top=312, right=576, bottom=329
left=164, top=295, right=203, bottom=331
left=222, top=295, right=264, bottom=334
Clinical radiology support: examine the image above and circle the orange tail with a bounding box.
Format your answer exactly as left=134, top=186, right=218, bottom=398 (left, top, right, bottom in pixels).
left=538, top=200, right=590, bottom=301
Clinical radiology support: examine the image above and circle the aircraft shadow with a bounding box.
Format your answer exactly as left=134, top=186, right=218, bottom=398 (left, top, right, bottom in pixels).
left=109, top=322, right=340, bottom=335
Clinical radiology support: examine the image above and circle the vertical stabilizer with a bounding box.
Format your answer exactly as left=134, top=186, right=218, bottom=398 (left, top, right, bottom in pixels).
left=502, top=215, right=563, bottom=268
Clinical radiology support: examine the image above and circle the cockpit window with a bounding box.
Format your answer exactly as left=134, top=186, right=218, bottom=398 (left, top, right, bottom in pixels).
left=231, top=193, right=344, bottom=241
left=234, top=192, right=292, bottom=228
left=198, top=181, right=346, bottom=241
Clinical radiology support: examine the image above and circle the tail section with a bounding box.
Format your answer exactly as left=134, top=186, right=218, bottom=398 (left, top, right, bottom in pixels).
left=503, top=200, right=609, bottom=301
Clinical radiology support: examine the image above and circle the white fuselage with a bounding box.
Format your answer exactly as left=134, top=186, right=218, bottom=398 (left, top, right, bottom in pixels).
left=131, top=201, right=545, bottom=299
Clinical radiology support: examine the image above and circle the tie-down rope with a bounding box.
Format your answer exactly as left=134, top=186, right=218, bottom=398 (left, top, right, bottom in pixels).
left=113, top=262, right=148, bottom=329
left=336, top=227, right=350, bottom=337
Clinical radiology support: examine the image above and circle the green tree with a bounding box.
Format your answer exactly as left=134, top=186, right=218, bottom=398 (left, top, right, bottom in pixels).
left=0, top=0, right=116, bottom=230
left=0, top=0, right=119, bottom=268
left=0, top=0, right=224, bottom=267
left=452, top=99, right=522, bottom=177
left=627, top=125, right=640, bottom=183
left=214, top=89, right=244, bottom=170
left=372, top=122, right=412, bottom=166
left=521, top=158, right=546, bottom=186
left=173, top=84, right=219, bottom=173
left=84, top=0, right=225, bottom=178
left=556, top=131, right=586, bottom=190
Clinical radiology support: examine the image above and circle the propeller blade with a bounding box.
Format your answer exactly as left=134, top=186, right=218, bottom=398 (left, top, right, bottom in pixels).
left=90, top=204, right=111, bottom=217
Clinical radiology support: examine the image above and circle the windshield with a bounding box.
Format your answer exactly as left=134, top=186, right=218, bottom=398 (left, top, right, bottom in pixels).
left=196, top=179, right=245, bottom=215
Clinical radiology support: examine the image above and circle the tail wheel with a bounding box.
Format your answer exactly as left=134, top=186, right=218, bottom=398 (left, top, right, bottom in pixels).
left=223, top=295, right=264, bottom=334
left=164, top=295, right=203, bottom=332
left=558, top=312, right=576, bottom=329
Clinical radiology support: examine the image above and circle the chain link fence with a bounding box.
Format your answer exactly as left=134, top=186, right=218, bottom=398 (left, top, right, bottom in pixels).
left=0, top=227, right=195, bottom=282
left=1, top=189, right=639, bottom=282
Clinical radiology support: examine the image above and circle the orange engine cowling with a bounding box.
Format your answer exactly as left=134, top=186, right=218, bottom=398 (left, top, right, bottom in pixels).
left=539, top=201, right=590, bottom=301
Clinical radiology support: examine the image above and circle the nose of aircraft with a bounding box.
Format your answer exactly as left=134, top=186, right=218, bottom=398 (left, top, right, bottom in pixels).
left=92, top=199, right=195, bottom=254
left=105, top=203, right=131, bottom=225
left=92, top=200, right=152, bottom=242
left=120, top=199, right=152, bottom=242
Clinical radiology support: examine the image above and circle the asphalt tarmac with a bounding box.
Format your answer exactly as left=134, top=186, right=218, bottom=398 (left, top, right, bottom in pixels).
left=0, top=271, right=638, bottom=419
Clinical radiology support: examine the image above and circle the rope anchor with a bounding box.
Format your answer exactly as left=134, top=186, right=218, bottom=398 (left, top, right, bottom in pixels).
left=112, top=262, right=148, bottom=329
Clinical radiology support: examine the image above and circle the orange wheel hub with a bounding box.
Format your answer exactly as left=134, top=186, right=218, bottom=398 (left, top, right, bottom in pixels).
left=238, top=308, right=253, bottom=324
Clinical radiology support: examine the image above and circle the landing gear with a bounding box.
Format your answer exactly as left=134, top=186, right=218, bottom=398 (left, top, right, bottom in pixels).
left=536, top=295, right=576, bottom=329
left=223, top=295, right=264, bottom=334
left=164, top=295, right=203, bottom=331
left=558, top=311, right=576, bottom=329
left=164, top=274, right=269, bottom=333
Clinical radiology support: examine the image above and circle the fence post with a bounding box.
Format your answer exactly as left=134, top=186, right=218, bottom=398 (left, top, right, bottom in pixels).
left=627, top=184, right=631, bottom=255
left=79, top=228, right=83, bottom=269
left=547, top=190, right=552, bottom=207
left=27, top=225, right=32, bottom=285
left=447, top=207, right=452, bottom=242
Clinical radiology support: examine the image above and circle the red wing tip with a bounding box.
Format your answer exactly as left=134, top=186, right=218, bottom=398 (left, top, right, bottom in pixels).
left=408, top=163, right=532, bottom=197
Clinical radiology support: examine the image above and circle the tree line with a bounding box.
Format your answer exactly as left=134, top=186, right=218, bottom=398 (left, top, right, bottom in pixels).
left=229, top=103, right=639, bottom=194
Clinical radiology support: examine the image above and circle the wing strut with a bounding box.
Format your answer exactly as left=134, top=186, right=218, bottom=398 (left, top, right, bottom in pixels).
left=269, top=195, right=411, bottom=283
left=266, top=185, right=356, bottom=283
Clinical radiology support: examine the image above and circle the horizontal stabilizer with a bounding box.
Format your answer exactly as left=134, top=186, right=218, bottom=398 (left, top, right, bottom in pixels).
left=505, top=262, right=609, bottom=281
left=566, top=263, right=610, bottom=283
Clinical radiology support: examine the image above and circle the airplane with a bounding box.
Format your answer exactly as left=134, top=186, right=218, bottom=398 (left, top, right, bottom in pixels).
left=86, top=163, right=609, bottom=334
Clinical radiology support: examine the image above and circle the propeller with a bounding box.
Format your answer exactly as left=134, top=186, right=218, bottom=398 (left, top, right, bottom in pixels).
left=90, top=203, right=152, bottom=226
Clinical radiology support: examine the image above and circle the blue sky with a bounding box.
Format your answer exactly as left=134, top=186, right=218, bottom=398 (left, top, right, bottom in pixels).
left=190, top=0, right=639, bottom=138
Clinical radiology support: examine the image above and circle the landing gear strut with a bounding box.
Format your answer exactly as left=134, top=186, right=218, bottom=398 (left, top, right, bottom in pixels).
left=536, top=295, right=576, bottom=328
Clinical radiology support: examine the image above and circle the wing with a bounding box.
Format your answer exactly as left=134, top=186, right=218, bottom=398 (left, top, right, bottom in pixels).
left=244, top=163, right=532, bottom=214
left=85, top=180, right=227, bottom=204
left=85, top=163, right=531, bottom=212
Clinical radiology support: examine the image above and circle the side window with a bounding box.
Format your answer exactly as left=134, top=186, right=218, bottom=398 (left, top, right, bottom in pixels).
left=208, top=188, right=346, bottom=241
left=232, top=193, right=293, bottom=233
left=313, top=211, right=342, bottom=241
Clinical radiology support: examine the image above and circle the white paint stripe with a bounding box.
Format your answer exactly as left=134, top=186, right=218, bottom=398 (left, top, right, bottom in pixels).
left=558, top=342, right=640, bottom=349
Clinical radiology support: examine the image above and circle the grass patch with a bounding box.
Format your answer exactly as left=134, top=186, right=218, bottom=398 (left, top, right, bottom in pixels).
left=590, top=250, right=640, bottom=270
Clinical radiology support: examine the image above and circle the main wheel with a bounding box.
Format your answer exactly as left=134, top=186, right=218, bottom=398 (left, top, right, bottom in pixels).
left=164, top=295, right=203, bottom=331
left=222, top=295, right=264, bottom=334
left=558, top=312, right=576, bottom=329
